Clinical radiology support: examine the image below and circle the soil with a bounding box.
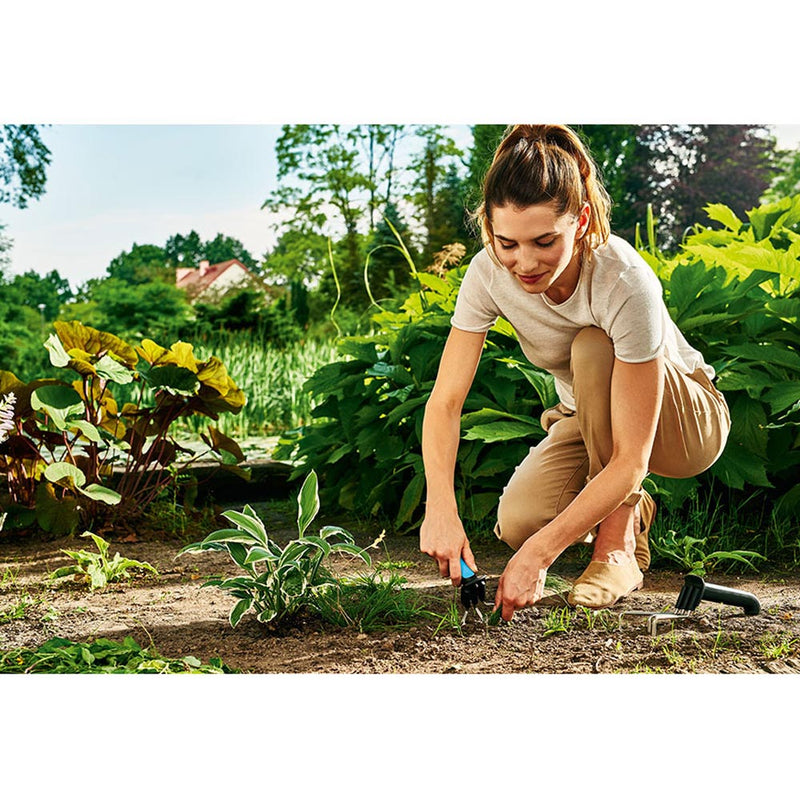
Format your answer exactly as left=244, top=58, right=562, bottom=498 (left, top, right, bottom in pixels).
left=2, top=499, right=799, bottom=676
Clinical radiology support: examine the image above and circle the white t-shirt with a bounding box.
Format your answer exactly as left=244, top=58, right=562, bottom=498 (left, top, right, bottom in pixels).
left=451, top=234, right=714, bottom=410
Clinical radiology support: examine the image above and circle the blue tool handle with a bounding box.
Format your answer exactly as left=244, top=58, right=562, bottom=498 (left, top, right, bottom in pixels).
left=460, top=558, right=475, bottom=579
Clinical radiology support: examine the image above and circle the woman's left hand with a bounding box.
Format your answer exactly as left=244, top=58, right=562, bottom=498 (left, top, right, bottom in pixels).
left=494, top=542, right=549, bottom=622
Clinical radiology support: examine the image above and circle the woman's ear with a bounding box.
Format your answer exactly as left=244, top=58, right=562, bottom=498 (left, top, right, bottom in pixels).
left=577, top=202, right=591, bottom=238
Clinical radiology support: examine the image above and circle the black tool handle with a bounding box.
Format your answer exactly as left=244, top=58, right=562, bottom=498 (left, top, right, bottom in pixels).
left=700, top=581, right=761, bottom=615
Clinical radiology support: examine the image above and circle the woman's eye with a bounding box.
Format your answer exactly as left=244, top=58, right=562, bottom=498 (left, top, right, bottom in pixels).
left=497, top=241, right=515, bottom=250
left=537, top=239, right=555, bottom=248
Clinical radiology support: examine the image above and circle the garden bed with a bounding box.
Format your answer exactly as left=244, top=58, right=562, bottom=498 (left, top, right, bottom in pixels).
left=1, top=500, right=799, bottom=675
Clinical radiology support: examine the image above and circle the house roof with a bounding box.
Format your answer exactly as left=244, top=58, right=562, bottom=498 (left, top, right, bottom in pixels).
left=176, top=259, right=247, bottom=294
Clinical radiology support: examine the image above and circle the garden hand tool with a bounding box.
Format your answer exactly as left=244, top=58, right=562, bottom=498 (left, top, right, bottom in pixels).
left=619, top=574, right=761, bottom=636
left=675, top=573, right=760, bottom=616
left=459, top=558, right=488, bottom=625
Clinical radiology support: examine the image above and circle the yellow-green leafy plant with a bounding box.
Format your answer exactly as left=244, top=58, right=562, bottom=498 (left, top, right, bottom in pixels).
left=0, top=320, right=246, bottom=535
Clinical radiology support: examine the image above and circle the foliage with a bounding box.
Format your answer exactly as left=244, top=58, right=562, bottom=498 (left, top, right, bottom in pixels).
left=47, top=531, right=158, bottom=591
left=640, top=195, right=800, bottom=515
left=70, top=276, right=193, bottom=341
left=174, top=331, right=338, bottom=437
left=579, top=125, right=778, bottom=250
left=0, top=125, right=51, bottom=209
left=0, top=636, right=233, bottom=674
left=179, top=471, right=372, bottom=628
left=192, top=287, right=302, bottom=346
left=275, top=241, right=556, bottom=532
left=312, top=569, right=436, bottom=632
left=648, top=528, right=766, bottom=577
left=0, top=320, right=245, bottom=536
left=763, top=146, right=800, bottom=203
left=165, top=229, right=258, bottom=272
left=0, top=268, right=73, bottom=380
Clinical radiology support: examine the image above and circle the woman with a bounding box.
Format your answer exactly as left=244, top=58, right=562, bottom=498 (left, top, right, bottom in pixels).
left=419, top=124, right=730, bottom=620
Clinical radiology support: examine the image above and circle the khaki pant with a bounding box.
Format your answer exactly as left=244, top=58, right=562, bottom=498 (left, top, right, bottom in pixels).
left=495, top=327, right=731, bottom=550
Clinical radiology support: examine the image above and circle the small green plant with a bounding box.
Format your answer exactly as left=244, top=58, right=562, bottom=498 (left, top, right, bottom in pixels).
left=48, top=532, right=158, bottom=591
left=0, top=565, right=20, bottom=589
left=542, top=607, right=577, bottom=637
left=179, top=470, right=371, bottom=628
left=649, top=528, right=766, bottom=576
left=759, top=631, right=798, bottom=660
left=0, top=636, right=233, bottom=674
left=0, top=594, right=38, bottom=623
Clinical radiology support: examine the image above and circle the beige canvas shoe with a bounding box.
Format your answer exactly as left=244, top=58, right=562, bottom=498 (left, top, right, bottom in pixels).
left=567, top=560, right=644, bottom=609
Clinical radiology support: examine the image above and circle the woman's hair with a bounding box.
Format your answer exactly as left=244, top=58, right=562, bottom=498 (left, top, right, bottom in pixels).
left=474, top=125, right=611, bottom=260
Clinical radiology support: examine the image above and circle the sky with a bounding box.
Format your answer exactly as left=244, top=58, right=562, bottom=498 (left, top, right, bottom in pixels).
left=3, top=123, right=799, bottom=290
left=0, top=124, right=475, bottom=289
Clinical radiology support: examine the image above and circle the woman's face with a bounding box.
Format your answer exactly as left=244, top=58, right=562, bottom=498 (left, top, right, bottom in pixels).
left=490, top=201, right=590, bottom=304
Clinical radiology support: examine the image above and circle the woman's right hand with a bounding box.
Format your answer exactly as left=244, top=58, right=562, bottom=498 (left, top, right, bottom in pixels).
left=419, top=508, right=477, bottom=585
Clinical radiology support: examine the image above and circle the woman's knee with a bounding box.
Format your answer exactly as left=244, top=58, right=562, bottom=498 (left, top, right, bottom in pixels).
left=495, top=490, right=560, bottom=551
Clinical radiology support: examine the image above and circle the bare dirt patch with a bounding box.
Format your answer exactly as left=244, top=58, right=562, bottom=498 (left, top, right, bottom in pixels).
left=2, top=502, right=799, bottom=675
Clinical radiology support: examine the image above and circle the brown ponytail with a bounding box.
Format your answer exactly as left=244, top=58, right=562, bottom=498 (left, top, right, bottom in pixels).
left=474, top=124, right=611, bottom=259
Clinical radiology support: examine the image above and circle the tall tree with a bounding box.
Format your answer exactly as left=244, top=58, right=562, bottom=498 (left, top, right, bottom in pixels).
left=164, top=230, right=258, bottom=271
left=573, top=124, right=645, bottom=239
left=106, top=243, right=170, bottom=285
left=364, top=202, right=418, bottom=301
left=1, top=125, right=51, bottom=209
left=264, top=125, right=373, bottom=282
left=405, top=125, right=465, bottom=265
left=426, top=163, right=472, bottom=262
left=629, top=124, right=777, bottom=248
left=356, top=125, right=406, bottom=230
left=762, top=145, right=800, bottom=202
left=465, top=124, right=508, bottom=210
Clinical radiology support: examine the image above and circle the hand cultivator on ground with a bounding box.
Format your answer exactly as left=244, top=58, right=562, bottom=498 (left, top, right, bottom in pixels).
left=459, top=558, right=490, bottom=625
left=619, top=574, right=761, bottom=635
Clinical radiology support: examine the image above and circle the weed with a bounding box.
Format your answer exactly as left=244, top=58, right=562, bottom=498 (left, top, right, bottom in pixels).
left=759, top=631, right=798, bottom=660
left=432, top=594, right=464, bottom=636
left=48, top=532, right=158, bottom=592
left=542, top=607, right=576, bottom=637
left=314, top=571, right=436, bottom=632
left=0, top=595, right=39, bottom=623
left=650, top=526, right=766, bottom=576
left=0, top=566, right=20, bottom=590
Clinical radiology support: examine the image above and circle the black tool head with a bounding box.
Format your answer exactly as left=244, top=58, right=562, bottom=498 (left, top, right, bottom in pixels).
left=460, top=574, right=486, bottom=609
left=675, top=574, right=705, bottom=612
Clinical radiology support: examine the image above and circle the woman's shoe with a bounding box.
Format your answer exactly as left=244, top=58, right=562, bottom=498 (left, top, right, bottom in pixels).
left=635, top=491, right=657, bottom=572
left=567, top=560, right=644, bottom=609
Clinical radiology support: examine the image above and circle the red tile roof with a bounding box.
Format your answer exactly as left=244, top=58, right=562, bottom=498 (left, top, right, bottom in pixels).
left=176, top=259, right=247, bottom=295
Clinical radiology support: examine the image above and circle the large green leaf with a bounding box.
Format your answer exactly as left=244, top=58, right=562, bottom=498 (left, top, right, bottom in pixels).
left=44, top=461, right=87, bottom=488
left=30, top=384, right=84, bottom=429
left=78, top=484, right=122, bottom=505
left=296, top=470, right=320, bottom=537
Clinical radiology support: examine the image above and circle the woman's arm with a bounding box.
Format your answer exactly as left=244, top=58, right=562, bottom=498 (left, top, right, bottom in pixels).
left=420, top=327, right=487, bottom=584
left=495, top=354, right=665, bottom=617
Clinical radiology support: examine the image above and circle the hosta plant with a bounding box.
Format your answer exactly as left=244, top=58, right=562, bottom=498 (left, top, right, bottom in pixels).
left=48, top=532, right=158, bottom=591
left=0, top=320, right=246, bottom=535
left=179, top=470, right=371, bottom=628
